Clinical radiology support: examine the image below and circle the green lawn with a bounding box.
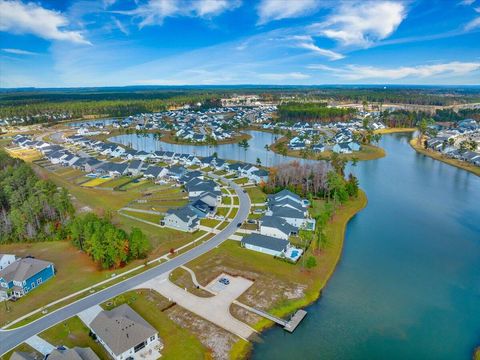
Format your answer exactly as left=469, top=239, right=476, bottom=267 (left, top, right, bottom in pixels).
left=222, top=196, right=232, bottom=205
left=121, top=210, right=163, bottom=224
left=233, top=177, right=248, bottom=184
left=228, top=207, right=238, bottom=219
left=246, top=186, right=267, bottom=203
left=39, top=316, right=110, bottom=360
left=98, top=176, right=135, bottom=189
left=216, top=207, right=229, bottom=217
left=101, top=290, right=207, bottom=360
left=200, top=218, right=221, bottom=228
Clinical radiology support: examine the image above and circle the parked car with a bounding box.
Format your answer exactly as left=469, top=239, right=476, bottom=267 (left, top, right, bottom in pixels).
left=219, top=277, right=230, bottom=285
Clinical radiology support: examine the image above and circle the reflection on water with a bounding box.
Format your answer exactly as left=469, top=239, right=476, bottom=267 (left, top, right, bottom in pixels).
left=252, top=133, right=480, bottom=360
left=110, top=130, right=319, bottom=166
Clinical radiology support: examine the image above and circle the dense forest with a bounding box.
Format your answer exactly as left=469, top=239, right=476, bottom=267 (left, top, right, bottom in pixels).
left=278, top=102, right=356, bottom=123
left=0, top=150, right=74, bottom=243
left=380, top=108, right=480, bottom=128
left=0, top=150, right=149, bottom=268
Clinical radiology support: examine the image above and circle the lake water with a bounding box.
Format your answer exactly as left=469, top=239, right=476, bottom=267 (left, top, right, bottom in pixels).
left=110, top=130, right=315, bottom=166
left=110, top=131, right=480, bottom=359
left=253, top=133, right=480, bottom=360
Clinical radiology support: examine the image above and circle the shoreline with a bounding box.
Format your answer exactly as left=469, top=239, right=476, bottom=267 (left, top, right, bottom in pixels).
left=474, top=346, right=480, bottom=360
left=409, top=138, right=480, bottom=177
left=236, top=191, right=368, bottom=359
left=374, top=127, right=416, bottom=134
left=270, top=136, right=385, bottom=161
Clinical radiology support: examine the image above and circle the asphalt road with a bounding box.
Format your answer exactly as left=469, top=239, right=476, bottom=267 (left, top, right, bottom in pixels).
left=0, top=177, right=251, bottom=355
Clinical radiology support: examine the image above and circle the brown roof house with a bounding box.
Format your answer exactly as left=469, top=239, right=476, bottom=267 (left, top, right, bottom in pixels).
left=90, top=304, right=161, bottom=360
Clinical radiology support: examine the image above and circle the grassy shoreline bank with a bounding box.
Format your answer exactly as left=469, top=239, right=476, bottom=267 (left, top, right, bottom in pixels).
left=270, top=136, right=385, bottom=161
left=409, top=139, right=480, bottom=177
left=233, top=191, right=368, bottom=358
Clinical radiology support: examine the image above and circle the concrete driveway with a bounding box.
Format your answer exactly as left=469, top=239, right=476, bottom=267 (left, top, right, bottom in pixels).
left=25, top=335, right=55, bottom=356
left=137, top=273, right=255, bottom=340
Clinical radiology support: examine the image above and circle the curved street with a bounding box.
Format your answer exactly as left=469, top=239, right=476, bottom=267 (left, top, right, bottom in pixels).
left=0, top=177, right=251, bottom=355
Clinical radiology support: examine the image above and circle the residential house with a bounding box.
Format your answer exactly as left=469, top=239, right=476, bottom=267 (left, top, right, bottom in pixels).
left=241, top=233, right=289, bottom=257
left=0, top=254, right=15, bottom=270
left=259, top=216, right=298, bottom=240
left=0, top=258, right=55, bottom=300
left=90, top=304, right=160, bottom=360
left=163, top=206, right=200, bottom=232
left=48, top=347, right=100, bottom=360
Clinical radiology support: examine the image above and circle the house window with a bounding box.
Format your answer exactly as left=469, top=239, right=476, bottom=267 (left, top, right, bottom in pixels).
left=31, top=282, right=35, bottom=289
left=37, top=278, right=42, bottom=285
left=150, top=335, right=155, bottom=341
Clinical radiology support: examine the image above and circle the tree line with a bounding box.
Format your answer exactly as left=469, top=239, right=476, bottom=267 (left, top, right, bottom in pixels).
left=0, top=150, right=74, bottom=243
left=0, top=150, right=149, bottom=268
left=278, top=102, right=356, bottom=123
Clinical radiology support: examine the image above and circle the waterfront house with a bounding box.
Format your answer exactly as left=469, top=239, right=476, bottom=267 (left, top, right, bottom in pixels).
left=241, top=233, right=289, bottom=257
left=90, top=304, right=160, bottom=360
left=250, top=169, right=269, bottom=184
left=0, top=258, right=55, bottom=300
left=259, top=216, right=298, bottom=240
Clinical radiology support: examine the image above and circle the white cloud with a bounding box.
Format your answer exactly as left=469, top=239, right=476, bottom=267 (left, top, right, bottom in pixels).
left=257, top=0, right=320, bottom=24
left=112, top=17, right=129, bottom=35
left=118, top=0, right=241, bottom=28
left=459, top=0, right=476, bottom=5
left=310, top=1, right=406, bottom=47
left=1, top=48, right=37, bottom=55
left=464, top=16, right=480, bottom=30
left=309, top=61, right=480, bottom=80
left=259, top=72, right=310, bottom=81
left=0, top=0, right=90, bottom=44
left=291, top=35, right=344, bottom=60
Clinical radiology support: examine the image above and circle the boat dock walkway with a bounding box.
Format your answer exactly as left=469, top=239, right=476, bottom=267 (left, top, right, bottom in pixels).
left=234, top=301, right=307, bottom=333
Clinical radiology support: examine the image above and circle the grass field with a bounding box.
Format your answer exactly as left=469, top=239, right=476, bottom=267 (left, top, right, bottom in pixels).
left=101, top=290, right=207, bottom=360
left=81, top=177, right=111, bottom=187
left=39, top=316, right=110, bottom=360
left=200, top=218, right=221, bottom=228
left=7, top=148, right=43, bottom=162
left=121, top=210, right=163, bottom=223
left=374, top=127, right=416, bottom=134
left=245, top=186, right=267, bottom=203
left=410, top=138, right=480, bottom=177
left=233, top=177, right=249, bottom=184
left=97, top=176, right=135, bottom=188
left=0, top=241, right=143, bottom=326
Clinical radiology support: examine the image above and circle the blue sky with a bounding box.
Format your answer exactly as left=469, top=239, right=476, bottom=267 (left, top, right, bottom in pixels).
left=0, top=0, right=479, bottom=87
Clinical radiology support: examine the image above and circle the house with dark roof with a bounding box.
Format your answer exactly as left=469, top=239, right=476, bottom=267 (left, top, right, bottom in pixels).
left=0, top=258, right=55, bottom=300
left=241, top=234, right=289, bottom=257
left=259, top=216, right=298, bottom=240
left=143, top=166, right=168, bottom=180
left=126, top=160, right=144, bottom=176
left=90, top=304, right=160, bottom=360
left=97, top=162, right=129, bottom=177
left=163, top=206, right=199, bottom=232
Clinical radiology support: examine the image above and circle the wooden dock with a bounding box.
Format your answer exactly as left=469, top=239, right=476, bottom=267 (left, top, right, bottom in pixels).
left=234, top=301, right=307, bottom=333
left=284, top=309, right=307, bottom=333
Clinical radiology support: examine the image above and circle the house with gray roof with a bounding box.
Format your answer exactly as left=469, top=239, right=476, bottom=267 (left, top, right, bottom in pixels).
left=163, top=206, right=199, bottom=232
left=0, top=258, right=55, bottom=300
left=48, top=347, right=100, bottom=360
left=241, top=234, right=289, bottom=257
left=259, top=216, right=298, bottom=240
left=90, top=304, right=160, bottom=360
